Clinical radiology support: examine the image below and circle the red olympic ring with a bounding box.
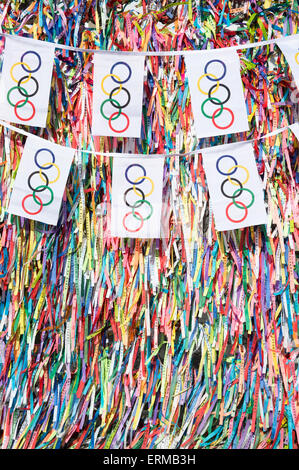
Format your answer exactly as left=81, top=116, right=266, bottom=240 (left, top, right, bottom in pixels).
left=225, top=201, right=248, bottom=223
left=122, top=211, right=144, bottom=232
left=108, top=111, right=130, bottom=133
left=211, top=107, right=234, bottom=129
left=22, top=194, right=43, bottom=215
left=14, top=99, right=36, bottom=121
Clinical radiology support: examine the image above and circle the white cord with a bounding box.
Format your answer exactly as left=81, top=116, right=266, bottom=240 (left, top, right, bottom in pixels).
left=0, top=31, right=297, bottom=56
left=0, top=120, right=292, bottom=158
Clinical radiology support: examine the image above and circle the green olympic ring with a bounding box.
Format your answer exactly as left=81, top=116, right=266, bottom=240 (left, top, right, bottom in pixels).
left=132, top=199, right=153, bottom=221
left=32, top=185, right=54, bottom=207
left=232, top=187, right=255, bottom=209
left=7, top=86, right=29, bottom=108
left=201, top=97, right=223, bottom=119
left=100, top=98, right=122, bottom=121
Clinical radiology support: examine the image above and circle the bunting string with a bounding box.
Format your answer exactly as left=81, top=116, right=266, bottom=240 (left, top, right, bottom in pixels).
left=1, top=30, right=298, bottom=55
left=0, top=119, right=292, bottom=158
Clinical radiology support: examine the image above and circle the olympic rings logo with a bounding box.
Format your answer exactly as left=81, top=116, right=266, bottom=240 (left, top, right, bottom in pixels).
left=7, top=50, right=41, bottom=121
left=198, top=59, right=234, bottom=130
left=295, top=52, right=299, bottom=65
left=100, top=61, right=132, bottom=133
left=22, top=148, right=60, bottom=215
left=216, top=154, right=254, bottom=223
left=122, top=164, right=154, bottom=233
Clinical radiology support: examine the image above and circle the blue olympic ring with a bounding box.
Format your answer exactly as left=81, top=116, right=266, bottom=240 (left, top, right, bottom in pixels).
left=125, top=164, right=146, bottom=185
left=20, top=50, right=42, bottom=73
left=34, top=148, right=55, bottom=170
left=204, top=59, right=227, bottom=82
left=110, top=62, right=132, bottom=84
left=216, top=155, right=238, bottom=176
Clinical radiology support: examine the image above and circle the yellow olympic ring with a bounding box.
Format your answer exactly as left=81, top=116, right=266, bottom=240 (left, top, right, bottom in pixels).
left=10, top=62, right=32, bottom=84
left=39, top=162, right=61, bottom=184
left=227, top=165, right=250, bottom=186
left=133, top=176, right=155, bottom=198
left=295, top=52, right=299, bottom=65
left=101, top=74, right=123, bottom=96
left=197, top=73, right=220, bottom=95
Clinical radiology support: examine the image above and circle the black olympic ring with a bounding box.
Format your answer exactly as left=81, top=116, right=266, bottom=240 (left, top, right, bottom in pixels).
left=208, top=83, right=231, bottom=105
left=20, top=50, right=42, bottom=73
left=34, top=148, right=55, bottom=169
left=220, top=178, right=243, bottom=199
left=110, top=62, right=132, bottom=84
left=109, top=87, right=131, bottom=109
left=216, top=155, right=238, bottom=175
left=204, top=60, right=227, bottom=81
left=28, top=171, right=49, bottom=192
left=125, top=164, right=146, bottom=185
left=17, top=75, right=39, bottom=98
left=124, top=187, right=145, bottom=208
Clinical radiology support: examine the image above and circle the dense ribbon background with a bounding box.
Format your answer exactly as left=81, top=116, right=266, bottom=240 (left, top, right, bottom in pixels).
left=0, top=1, right=298, bottom=450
